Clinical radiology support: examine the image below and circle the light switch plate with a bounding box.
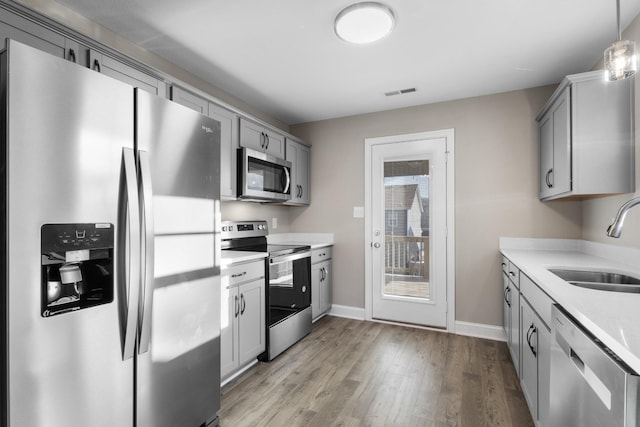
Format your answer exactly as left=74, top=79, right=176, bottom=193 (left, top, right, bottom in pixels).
left=353, top=206, right=364, bottom=218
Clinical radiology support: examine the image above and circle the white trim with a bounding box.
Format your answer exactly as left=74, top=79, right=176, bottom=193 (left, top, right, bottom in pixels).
left=328, top=304, right=365, bottom=320
left=364, top=129, right=456, bottom=331
left=454, top=321, right=506, bottom=342
left=220, top=359, right=259, bottom=388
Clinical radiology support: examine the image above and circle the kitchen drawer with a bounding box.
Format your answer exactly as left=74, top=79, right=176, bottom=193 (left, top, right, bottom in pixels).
left=312, top=246, right=332, bottom=264
left=508, top=262, right=520, bottom=289
left=520, top=273, right=554, bottom=329
left=223, top=260, right=265, bottom=288
left=501, top=256, right=509, bottom=274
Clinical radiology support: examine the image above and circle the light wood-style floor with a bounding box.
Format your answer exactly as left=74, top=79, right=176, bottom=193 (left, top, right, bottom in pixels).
left=218, top=316, right=533, bottom=427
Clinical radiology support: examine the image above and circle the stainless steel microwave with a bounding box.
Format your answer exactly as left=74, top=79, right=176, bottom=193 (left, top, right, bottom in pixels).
left=237, top=147, right=292, bottom=202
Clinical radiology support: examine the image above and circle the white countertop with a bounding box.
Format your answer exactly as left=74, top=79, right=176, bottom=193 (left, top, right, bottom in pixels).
left=221, top=250, right=267, bottom=269
left=268, top=232, right=334, bottom=249
left=500, top=238, right=640, bottom=373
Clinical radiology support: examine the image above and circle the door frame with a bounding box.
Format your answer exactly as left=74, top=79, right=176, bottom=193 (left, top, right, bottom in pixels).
left=364, top=129, right=455, bottom=331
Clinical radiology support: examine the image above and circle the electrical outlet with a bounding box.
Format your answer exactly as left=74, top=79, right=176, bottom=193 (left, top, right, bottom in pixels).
left=272, top=217, right=278, bottom=229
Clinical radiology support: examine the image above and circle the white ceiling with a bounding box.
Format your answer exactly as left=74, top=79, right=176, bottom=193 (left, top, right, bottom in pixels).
left=53, top=0, right=640, bottom=125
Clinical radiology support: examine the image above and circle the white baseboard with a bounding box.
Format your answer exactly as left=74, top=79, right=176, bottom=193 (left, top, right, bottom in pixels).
left=328, top=304, right=365, bottom=320
left=454, top=320, right=506, bottom=342
left=326, top=306, right=506, bottom=343
left=220, top=359, right=259, bottom=388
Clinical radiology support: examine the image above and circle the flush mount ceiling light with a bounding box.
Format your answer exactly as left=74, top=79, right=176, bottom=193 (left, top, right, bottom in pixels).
left=604, top=0, right=637, bottom=81
left=334, top=2, right=395, bottom=44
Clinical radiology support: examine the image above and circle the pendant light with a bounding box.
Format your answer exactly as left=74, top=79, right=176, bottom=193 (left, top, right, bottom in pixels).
left=604, top=0, right=637, bottom=81
left=334, top=2, right=395, bottom=44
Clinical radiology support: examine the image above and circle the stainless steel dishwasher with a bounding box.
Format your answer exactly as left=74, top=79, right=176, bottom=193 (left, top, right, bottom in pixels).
left=550, top=305, right=640, bottom=426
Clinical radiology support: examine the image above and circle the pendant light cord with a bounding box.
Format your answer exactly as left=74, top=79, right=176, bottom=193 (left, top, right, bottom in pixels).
left=617, top=0, right=622, bottom=41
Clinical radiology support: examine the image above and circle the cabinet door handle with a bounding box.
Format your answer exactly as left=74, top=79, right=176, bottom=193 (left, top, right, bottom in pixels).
left=93, top=58, right=101, bottom=72
left=68, top=48, right=76, bottom=63
left=526, top=324, right=537, bottom=357
left=505, top=287, right=511, bottom=306
left=234, top=295, right=239, bottom=318
left=545, top=168, right=553, bottom=188
left=240, top=294, right=246, bottom=315
left=265, top=134, right=270, bottom=150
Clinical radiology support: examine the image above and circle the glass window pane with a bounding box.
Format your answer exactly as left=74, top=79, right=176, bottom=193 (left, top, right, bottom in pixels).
left=383, top=160, right=430, bottom=300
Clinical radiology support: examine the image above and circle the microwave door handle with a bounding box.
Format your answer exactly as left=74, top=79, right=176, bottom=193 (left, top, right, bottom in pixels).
left=283, top=166, right=291, bottom=194
left=137, top=150, right=155, bottom=354
left=119, top=147, right=141, bottom=361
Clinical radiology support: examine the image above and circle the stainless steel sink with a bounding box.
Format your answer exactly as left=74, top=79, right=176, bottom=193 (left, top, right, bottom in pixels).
left=548, top=268, right=640, bottom=293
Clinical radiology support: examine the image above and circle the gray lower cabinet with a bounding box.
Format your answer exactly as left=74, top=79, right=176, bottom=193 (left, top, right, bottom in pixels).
left=221, top=259, right=266, bottom=381
left=311, top=246, right=332, bottom=320
left=503, top=256, right=553, bottom=427
left=285, top=137, right=311, bottom=206
left=170, top=85, right=240, bottom=200
left=239, top=117, right=285, bottom=158
left=502, top=257, right=521, bottom=376
left=520, top=297, right=551, bottom=427
left=89, top=48, right=166, bottom=97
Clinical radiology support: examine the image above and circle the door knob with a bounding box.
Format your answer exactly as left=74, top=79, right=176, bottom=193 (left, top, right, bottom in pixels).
left=373, top=242, right=381, bottom=248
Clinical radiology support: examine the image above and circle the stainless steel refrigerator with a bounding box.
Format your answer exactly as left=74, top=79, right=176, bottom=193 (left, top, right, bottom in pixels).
left=0, top=40, right=221, bottom=427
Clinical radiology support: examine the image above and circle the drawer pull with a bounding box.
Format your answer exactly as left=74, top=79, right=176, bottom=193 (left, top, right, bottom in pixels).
left=231, top=272, right=247, bottom=278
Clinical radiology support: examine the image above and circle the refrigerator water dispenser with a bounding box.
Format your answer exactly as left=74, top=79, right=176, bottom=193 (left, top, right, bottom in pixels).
left=41, top=223, right=114, bottom=317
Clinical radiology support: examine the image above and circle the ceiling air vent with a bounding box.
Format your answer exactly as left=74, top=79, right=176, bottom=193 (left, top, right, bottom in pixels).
left=384, top=87, right=417, bottom=97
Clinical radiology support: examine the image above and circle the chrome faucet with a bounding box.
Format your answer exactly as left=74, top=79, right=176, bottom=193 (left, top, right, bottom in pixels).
left=607, top=196, right=640, bottom=237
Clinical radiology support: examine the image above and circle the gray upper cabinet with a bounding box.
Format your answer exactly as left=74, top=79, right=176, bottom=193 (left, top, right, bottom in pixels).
left=0, top=8, right=65, bottom=58
left=239, top=117, right=285, bottom=158
left=209, top=102, right=239, bottom=200
left=170, top=85, right=239, bottom=200
left=89, top=49, right=166, bottom=97
left=536, top=71, right=634, bottom=200
left=285, top=137, right=310, bottom=206
left=170, top=85, right=208, bottom=114
left=63, top=38, right=86, bottom=65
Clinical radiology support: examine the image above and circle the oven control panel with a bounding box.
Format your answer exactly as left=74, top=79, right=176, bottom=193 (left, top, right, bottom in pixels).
left=221, top=220, right=268, bottom=239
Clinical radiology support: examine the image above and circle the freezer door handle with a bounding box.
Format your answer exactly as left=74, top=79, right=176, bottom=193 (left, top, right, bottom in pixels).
left=119, top=147, right=142, bottom=361
left=138, top=150, right=155, bottom=354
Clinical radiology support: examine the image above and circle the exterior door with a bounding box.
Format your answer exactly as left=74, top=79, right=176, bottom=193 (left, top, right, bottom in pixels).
left=365, top=131, right=452, bottom=328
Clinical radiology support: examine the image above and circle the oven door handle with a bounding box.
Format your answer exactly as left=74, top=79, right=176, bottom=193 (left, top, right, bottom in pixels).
left=270, top=251, right=311, bottom=264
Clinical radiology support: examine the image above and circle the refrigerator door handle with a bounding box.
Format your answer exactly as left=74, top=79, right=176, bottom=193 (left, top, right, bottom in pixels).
left=120, top=147, right=142, bottom=361
left=138, top=150, right=155, bottom=354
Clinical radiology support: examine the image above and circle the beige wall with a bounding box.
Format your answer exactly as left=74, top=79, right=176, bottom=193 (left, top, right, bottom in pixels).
left=221, top=201, right=292, bottom=233
left=291, top=88, right=584, bottom=325
left=583, top=13, right=640, bottom=246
